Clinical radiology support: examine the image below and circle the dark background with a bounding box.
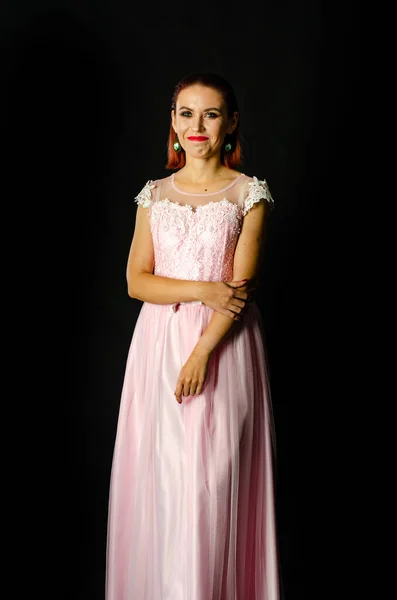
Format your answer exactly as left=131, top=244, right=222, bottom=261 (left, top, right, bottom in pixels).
left=2, top=1, right=361, bottom=598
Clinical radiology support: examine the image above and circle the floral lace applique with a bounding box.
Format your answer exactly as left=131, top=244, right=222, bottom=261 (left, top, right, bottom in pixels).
left=135, top=180, right=156, bottom=208
left=243, top=176, right=274, bottom=216
left=149, top=199, right=241, bottom=282
left=153, top=197, right=241, bottom=220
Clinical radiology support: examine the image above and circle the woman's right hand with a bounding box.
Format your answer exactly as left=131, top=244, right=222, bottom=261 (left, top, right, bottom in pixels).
left=198, top=279, right=254, bottom=320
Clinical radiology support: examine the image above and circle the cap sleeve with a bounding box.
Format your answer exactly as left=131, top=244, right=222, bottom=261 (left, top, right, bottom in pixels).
left=134, top=180, right=156, bottom=208
left=243, top=176, right=274, bottom=216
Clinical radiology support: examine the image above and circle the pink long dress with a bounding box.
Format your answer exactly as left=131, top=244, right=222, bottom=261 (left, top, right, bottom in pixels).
left=105, top=172, right=280, bottom=600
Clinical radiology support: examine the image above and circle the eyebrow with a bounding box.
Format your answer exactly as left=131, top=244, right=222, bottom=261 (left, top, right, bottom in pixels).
left=178, top=106, right=222, bottom=112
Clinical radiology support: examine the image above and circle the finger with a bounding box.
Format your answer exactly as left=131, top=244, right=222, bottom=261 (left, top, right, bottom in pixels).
left=220, top=306, right=241, bottom=319
left=231, top=292, right=248, bottom=305
left=196, top=380, right=205, bottom=395
left=175, top=382, right=183, bottom=404
left=228, top=310, right=241, bottom=321
left=231, top=299, right=246, bottom=310
left=229, top=301, right=245, bottom=315
left=183, top=382, right=191, bottom=397
left=234, top=289, right=249, bottom=299
left=228, top=279, right=248, bottom=288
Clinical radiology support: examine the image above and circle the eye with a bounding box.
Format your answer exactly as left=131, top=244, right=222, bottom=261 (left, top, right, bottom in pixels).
left=206, top=112, right=219, bottom=118
left=180, top=111, right=192, bottom=117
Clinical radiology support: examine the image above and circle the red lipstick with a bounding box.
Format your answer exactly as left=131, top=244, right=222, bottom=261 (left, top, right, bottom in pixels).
left=187, top=136, right=209, bottom=141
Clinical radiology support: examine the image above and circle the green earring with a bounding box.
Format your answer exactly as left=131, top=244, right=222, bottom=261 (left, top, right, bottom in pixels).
left=173, top=140, right=181, bottom=152
left=225, top=143, right=232, bottom=152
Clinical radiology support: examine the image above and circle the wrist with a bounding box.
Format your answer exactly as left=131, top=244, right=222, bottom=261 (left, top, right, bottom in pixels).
left=192, top=341, right=213, bottom=359
left=195, top=280, right=211, bottom=303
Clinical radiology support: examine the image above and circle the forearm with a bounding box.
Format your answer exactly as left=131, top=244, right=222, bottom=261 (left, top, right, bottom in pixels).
left=128, top=272, right=206, bottom=305
left=193, top=311, right=238, bottom=357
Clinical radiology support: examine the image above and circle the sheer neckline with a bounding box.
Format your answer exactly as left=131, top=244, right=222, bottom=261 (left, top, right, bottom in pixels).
left=171, top=172, right=244, bottom=196
left=156, top=197, right=241, bottom=215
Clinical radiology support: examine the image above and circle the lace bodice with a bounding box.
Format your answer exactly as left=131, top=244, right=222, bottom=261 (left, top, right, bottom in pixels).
left=134, top=173, right=273, bottom=282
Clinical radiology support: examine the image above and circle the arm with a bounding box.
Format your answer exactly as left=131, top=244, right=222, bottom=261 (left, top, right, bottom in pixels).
left=126, top=205, right=248, bottom=318
left=194, top=199, right=269, bottom=356
left=174, top=199, right=270, bottom=402
left=126, top=205, right=203, bottom=304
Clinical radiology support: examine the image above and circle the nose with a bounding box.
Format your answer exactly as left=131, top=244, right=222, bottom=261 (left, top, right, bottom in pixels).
left=191, top=115, right=204, bottom=132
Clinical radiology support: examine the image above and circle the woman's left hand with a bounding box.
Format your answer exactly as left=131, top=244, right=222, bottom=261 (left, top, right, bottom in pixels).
left=174, top=348, right=210, bottom=404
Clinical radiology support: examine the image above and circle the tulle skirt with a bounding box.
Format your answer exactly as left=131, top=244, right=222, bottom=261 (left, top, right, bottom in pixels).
left=106, top=301, right=280, bottom=600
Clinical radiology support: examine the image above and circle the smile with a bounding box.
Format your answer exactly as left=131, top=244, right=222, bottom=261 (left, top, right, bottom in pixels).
left=187, top=136, right=209, bottom=142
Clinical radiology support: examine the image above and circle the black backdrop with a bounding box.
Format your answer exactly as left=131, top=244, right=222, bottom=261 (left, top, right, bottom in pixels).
left=2, top=1, right=361, bottom=598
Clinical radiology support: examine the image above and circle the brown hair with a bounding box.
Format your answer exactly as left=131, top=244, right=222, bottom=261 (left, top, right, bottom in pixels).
left=166, top=72, right=243, bottom=170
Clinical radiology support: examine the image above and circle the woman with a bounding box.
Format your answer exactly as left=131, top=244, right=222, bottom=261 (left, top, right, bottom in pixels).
left=106, top=72, right=281, bottom=599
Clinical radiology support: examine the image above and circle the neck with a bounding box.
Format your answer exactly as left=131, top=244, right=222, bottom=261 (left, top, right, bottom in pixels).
left=181, top=157, right=226, bottom=183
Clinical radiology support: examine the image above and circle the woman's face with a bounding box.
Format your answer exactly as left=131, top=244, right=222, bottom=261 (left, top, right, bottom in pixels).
left=171, top=84, right=238, bottom=160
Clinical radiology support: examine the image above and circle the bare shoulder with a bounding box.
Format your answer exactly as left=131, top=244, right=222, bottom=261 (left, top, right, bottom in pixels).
left=224, top=168, right=244, bottom=182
